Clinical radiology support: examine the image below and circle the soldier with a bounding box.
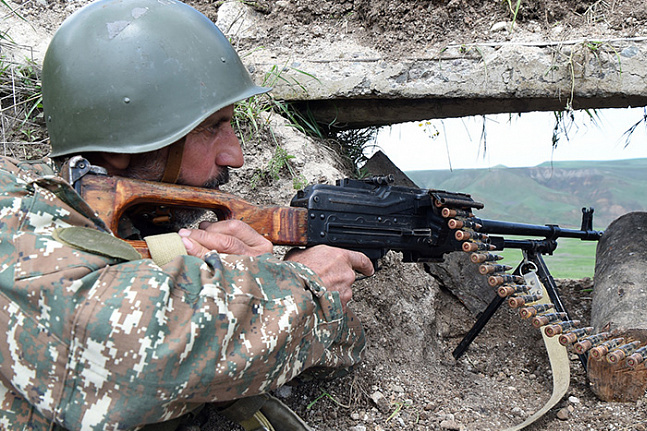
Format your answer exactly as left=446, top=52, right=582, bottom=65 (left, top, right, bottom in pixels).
left=0, top=0, right=373, bottom=430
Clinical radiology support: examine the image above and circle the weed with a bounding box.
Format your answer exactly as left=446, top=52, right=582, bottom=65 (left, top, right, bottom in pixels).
left=249, top=145, right=307, bottom=190
left=582, top=0, right=610, bottom=25
left=306, top=389, right=350, bottom=409
left=386, top=399, right=419, bottom=424
left=552, top=40, right=622, bottom=115
left=620, top=107, right=647, bottom=148
left=1, top=1, right=29, bottom=42
left=583, top=40, right=622, bottom=74
left=329, top=126, right=378, bottom=178
left=419, top=119, right=454, bottom=171
left=459, top=44, right=488, bottom=81
left=233, top=58, right=321, bottom=145
left=233, top=59, right=325, bottom=188
left=551, top=109, right=602, bottom=148
left=0, top=46, right=47, bottom=159
left=503, top=0, right=522, bottom=32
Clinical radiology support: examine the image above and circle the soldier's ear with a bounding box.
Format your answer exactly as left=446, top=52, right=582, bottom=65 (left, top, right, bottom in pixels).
left=99, top=153, right=131, bottom=171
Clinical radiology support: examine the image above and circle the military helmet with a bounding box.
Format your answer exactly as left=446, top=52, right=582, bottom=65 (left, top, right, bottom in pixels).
left=43, top=0, right=269, bottom=157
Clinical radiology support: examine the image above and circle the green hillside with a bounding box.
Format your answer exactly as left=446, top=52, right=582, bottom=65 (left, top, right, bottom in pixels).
left=407, top=158, right=647, bottom=230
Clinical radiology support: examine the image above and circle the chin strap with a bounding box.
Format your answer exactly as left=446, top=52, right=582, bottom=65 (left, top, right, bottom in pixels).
left=161, top=140, right=185, bottom=184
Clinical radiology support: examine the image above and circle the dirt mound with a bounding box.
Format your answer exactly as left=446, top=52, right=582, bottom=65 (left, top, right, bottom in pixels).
left=235, top=0, right=647, bottom=58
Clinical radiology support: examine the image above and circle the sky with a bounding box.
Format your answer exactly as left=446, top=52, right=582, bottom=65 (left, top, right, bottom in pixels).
left=369, top=107, right=647, bottom=172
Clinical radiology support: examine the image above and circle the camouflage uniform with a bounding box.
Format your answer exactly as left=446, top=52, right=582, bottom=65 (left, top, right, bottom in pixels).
left=0, top=156, right=365, bottom=430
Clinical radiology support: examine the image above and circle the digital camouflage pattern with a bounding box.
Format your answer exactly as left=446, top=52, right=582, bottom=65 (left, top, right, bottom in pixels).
left=0, top=156, right=365, bottom=430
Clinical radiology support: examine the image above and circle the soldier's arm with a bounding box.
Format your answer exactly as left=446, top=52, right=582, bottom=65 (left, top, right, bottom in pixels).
left=180, top=220, right=373, bottom=310
left=0, top=160, right=357, bottom=430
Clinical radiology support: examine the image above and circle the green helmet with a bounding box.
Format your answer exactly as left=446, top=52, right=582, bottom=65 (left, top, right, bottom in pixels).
left=43, top=0, right=269, bottom=157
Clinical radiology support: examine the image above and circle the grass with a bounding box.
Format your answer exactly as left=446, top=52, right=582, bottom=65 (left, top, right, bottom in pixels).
left=0, top=46, right=49, bottom=159
left=496, top=237, right=597, bottom=279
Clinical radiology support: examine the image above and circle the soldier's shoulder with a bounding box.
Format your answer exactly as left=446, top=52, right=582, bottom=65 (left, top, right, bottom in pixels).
left=0, top=155, right=56, bottom=179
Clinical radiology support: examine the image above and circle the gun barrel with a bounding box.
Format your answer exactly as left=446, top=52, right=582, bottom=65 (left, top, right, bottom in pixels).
left=475, top=218, right=602, bottom=241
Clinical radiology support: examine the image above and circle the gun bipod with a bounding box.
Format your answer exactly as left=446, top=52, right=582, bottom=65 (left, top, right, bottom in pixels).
left=451, top=247, right=589, bottom=371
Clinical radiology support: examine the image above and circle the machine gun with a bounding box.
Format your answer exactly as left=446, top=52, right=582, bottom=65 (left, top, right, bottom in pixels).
left=69, top=157, right=603, bottom=366
left=289, top=175, right=603, bottom=368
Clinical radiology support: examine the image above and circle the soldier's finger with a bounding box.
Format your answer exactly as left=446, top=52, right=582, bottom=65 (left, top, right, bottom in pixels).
left=347, top=250, right=374, bottom=277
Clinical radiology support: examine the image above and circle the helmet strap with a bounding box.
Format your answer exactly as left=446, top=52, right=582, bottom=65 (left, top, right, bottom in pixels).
left=160, top=140, right=185, bottom=184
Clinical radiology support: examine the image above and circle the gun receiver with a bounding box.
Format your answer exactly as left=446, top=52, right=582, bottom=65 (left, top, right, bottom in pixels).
left=289, top=176, right=485, bottom=265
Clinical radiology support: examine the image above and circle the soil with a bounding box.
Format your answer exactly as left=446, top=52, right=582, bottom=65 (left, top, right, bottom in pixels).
left=3, top=0, right=647, bottom=430
left=231, top=0, right=647, bottom=58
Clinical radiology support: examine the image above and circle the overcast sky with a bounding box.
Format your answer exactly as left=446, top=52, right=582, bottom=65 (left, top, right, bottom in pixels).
left=370, top=107, right=647, bottom=171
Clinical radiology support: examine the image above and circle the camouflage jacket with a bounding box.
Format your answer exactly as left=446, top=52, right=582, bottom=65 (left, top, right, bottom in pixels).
left=0, top=156, right=364, bottom=430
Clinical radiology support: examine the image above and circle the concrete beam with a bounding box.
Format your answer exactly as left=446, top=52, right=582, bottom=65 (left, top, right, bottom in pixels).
left=245, top=38, right=647, bottom=128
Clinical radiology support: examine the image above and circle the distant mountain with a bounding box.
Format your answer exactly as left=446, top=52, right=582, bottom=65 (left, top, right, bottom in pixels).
left=406, top=158, right=647, bottom=230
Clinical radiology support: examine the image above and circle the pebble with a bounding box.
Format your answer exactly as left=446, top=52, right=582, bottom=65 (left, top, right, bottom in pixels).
left=274, top=385, right=292, bottom=399
left=568, top=395, right=580, bottom=404
left=490, top=21, right=509, bottom=33
left=391, top=384, right=405, bottom=393
left=424, top=402, right=436, bottom=411
left=440, top=419, right=462, bottom=430
left=551, top=25, right=564, bottom=35
left=556, top=407, right=570, bottom=420
left=369, top=391, right=390, bottom=413
left=349, top=426, right=366, bottom=431
left=437, top=413, right=455, bottom=422
left=511, top=406, right=525, bottom=417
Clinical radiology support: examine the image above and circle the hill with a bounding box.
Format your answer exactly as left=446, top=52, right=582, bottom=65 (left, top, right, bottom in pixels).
left=407, top=158, right=647, bottom=231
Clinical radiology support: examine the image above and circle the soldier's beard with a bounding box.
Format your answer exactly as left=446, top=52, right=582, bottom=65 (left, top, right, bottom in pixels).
left=125, top=151, right=231, bottom=232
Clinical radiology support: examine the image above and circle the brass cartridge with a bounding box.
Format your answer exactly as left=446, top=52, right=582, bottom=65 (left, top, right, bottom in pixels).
left=478, top=263, right=513, bottom=275
left=626, top=346, right=647, bottom=367
left=532, top=312, right=568, bottom=328
left=497, top=284, right=530, bottom=298
left=558, top=327, right=594, bottom=346
left=462, top=241, right=495, bottom=253
left=508, top=293, right=543, bottom=308
left=442, top=208, right=473, bottom=219
left=470, top=253, right=504, bottom=264
left=589, top=338, right=624, bottom=360
left=573, top=332, right=610, bottom=354
left=488, top=274, right=524, bottom=287
left=544, top=320, right=581, bottom=337
left=519, top=303, right=554, bottom=319
left=455, top=230, right=489, bottom=242
left=606, top=341, right=642, bottom=364
left=448, top=218, right=482, bottom=230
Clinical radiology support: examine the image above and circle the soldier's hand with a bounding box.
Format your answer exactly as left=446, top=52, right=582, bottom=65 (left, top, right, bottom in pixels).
left=178, top=220, right=273, bottom=258
left=284, top=245, right=374, bottom=309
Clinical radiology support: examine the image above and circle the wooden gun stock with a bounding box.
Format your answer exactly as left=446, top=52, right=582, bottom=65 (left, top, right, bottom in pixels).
left=77, top=175, right=309, bottom=258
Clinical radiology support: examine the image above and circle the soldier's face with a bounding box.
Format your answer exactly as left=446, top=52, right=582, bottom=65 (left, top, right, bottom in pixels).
left=177, top=105, right=242, bottom=188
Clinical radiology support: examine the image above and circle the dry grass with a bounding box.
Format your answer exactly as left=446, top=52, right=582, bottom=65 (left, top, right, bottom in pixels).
left=0, top=41, right=49, bottom=160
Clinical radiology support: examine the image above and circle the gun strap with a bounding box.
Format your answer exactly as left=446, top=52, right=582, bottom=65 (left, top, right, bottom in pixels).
left=144, top=232, right=188, bottom=266
left=503, top=270, right=570, bottom=431
left=161, top=140, right=185, bottom=184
